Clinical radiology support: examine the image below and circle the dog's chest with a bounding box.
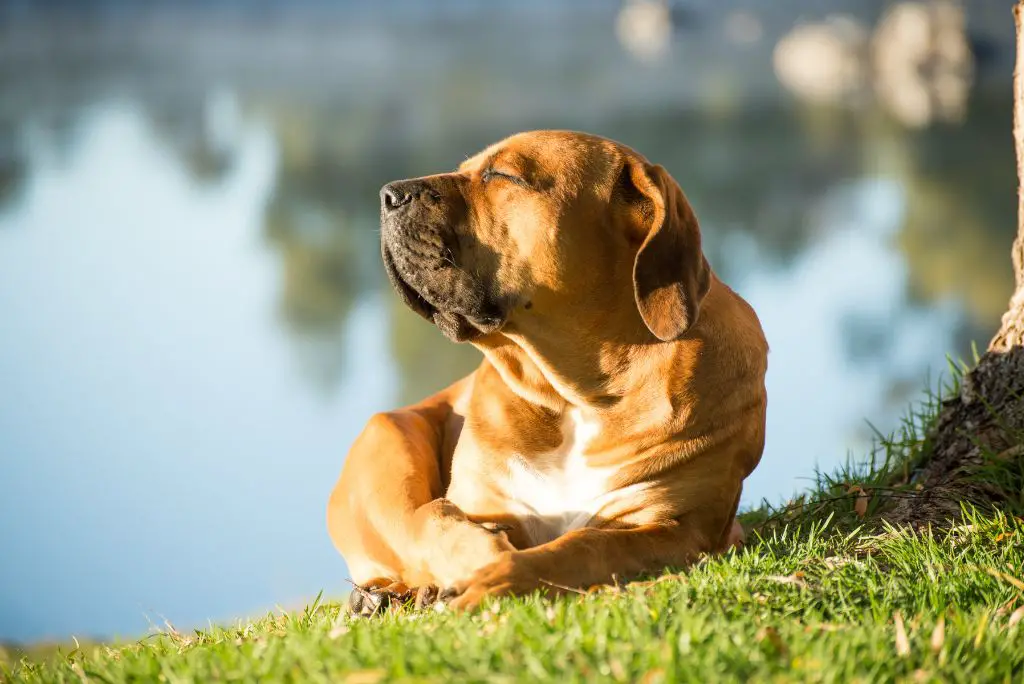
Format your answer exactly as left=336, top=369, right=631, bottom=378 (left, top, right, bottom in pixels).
left=500, top=409, right=619, bottom=543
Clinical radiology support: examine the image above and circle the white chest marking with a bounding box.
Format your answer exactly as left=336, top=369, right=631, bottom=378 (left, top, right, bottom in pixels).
left=505, top=409, right=620, bottom=540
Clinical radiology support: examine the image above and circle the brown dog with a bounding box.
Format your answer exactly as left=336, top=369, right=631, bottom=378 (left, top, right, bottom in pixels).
left=327, top=131, right=767, bottom=611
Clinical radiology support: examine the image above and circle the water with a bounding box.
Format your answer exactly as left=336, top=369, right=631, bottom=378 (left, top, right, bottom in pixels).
left=0, top=4, right=1018, bottom=642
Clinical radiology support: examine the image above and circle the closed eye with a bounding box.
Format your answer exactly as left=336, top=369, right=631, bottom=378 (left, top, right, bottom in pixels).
left=482, top=168, right=529, bottom=188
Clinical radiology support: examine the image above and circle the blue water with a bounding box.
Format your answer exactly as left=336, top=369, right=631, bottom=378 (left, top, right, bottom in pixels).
left=0, top=4, right=1017, bottom=642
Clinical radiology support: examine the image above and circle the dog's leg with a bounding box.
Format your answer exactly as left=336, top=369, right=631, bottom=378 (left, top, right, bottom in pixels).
left=447, top=478, right=743, bottom=610
left=327, top=377, right=514, bottom=604
left=445, top=521, right=717, bottom=610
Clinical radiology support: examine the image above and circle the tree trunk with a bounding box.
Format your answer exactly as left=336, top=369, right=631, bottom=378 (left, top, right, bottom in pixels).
left=989, top=1, right=1024, bottom=353
left=888, top=2, right=1024, bottom=527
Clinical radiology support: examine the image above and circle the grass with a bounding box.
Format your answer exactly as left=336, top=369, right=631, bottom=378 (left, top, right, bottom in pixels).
left=4, top=368, right=1024, bottom=683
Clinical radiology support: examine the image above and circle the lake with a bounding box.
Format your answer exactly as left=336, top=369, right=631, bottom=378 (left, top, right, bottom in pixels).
left=0, top=1, right=1018, bottom=643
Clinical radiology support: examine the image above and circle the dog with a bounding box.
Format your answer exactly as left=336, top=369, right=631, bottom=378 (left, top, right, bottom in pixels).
left=327, top=131, right=768, bottom=612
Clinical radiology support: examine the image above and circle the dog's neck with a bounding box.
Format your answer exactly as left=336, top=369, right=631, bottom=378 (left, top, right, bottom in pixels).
left=476, top=335, right=587, bottom=410
left=474, top=330, right=682, bottom=418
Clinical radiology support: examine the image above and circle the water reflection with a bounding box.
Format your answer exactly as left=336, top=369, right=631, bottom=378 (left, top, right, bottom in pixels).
left=0, top=102, right=398, bottom=641
left=0, top=3, right=1017, bottom=644
left=774, top=1, right=975, bottom=128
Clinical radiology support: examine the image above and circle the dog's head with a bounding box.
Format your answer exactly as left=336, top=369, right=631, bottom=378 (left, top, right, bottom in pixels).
left=380, top=130, right=710, bottom=344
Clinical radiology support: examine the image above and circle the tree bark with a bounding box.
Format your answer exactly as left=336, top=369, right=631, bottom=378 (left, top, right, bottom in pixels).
left=989, top=1, right=1024, bottom=353
left=888, top=2, right=1024, bottom=527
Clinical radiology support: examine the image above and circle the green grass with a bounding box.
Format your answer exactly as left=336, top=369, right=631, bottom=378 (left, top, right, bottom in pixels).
left=5, top=370, right=1024, bottom=683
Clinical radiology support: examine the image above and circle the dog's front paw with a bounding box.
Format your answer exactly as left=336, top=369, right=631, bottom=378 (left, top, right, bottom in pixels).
left=348, top=578, right=415, bottom=617
left=445, top=552, right=547, bottom=611
left=349, top=579, right=454, bottom=616
left=415, top=515, right=518, bottom=591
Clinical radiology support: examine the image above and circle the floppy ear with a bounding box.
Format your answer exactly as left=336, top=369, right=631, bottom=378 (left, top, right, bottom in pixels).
left=623, top=161, right=711, bottom=341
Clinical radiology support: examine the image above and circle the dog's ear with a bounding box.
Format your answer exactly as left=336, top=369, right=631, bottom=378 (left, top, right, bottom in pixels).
left=618, top=160, right=711, bottom=341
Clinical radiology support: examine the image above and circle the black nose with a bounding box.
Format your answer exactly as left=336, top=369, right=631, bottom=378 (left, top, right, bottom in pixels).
left=381, top=183, right=412, bottom=212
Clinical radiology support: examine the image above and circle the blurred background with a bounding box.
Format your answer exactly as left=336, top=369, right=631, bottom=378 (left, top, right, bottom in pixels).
left=0, top=0, right=1018, bottom=645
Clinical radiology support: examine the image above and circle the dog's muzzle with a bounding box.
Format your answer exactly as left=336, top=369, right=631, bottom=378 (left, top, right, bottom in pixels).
left=379, top=179, right=505, bottom=342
